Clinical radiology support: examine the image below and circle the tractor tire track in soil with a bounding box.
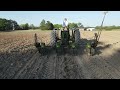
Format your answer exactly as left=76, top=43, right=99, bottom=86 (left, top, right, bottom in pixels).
left=10, top=46, right=120, bottom=79
left=12, top=51, right=85, bottom=79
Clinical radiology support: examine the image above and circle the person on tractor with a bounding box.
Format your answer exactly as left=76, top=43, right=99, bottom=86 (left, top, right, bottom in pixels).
left=61, top=18, right=70, bottom=45
left=62, top=18, right=69, bottom=31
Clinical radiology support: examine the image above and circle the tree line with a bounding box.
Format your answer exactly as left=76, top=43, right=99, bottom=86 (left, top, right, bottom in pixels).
left=0, top=18, right=83, bottom=31
left=0, top=18, right=38, bottom=31
left=39, top=19, right=84, bottom=30
left=1, top=18, right=120, bottom=31
left=95, top=26, right=120, bottom=30
left=0, top=18, right=85, bottom=31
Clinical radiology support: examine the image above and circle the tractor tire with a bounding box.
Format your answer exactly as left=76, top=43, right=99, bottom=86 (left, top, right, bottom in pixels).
left=90, top=47, right=95, bottom=56
left=50, top=30, right=56, bottom=47
left=74, top=29, right=80, bottom=45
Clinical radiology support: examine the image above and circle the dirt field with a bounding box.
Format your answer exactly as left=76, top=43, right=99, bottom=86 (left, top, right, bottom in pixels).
left=0, top=30, right=120, bottom=79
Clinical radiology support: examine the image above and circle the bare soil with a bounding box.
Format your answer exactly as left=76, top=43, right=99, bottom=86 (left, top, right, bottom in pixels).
left=0, top=30, right=120, bottom=79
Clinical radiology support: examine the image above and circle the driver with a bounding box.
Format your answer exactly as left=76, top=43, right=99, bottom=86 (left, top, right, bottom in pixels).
left=62, top=18, right=69, bottom=30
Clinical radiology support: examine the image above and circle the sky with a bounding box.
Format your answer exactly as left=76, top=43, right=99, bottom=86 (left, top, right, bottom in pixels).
left=0, top=11, right=119, bottom=27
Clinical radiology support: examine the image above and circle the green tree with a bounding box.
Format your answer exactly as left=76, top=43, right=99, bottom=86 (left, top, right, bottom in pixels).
left=54, top=24, right=62, bottom=29
left=40, top=19, right=54, bottom=30
left=40, top=19, right=46, bottom=30
left=46, top=21, right=54, bottom=30
left=69, top=23, right=78, bottom=29
left=0, top=18, right=19, bottom=31
left=25, top=23, right=29, bottom=30
left=20, top=23, right=29, bottom=30
left=77, top=22, right=84, bottom=28
left=10, top=20, right=20, bottom=30
left=29, top=24, right=35, bottom=29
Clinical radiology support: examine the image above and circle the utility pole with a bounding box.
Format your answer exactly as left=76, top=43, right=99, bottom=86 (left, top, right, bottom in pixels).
left=97, top=11, right=108, bottom=41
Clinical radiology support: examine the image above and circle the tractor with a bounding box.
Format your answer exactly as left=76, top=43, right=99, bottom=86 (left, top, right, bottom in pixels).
left=34, top=27, right=100, bottom=56
left=34, top=27, right=80, bottom=55
left=34, top=12, right=108, bottom=56
left=50, top=28, right=80, bottom=54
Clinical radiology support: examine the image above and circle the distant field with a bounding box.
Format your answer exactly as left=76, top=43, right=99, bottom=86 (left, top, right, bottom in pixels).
left=0, top=30, right=120, bottom=79
left=95, top=29, right=120, bottom=31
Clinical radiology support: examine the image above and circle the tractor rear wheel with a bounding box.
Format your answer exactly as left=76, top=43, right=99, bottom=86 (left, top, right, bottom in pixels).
left=74, top=29, right=80, bottom=45
left=50, top=30, right=56, bottom=47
